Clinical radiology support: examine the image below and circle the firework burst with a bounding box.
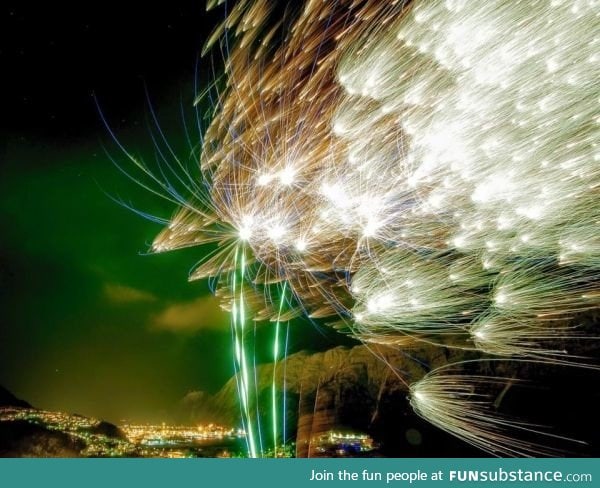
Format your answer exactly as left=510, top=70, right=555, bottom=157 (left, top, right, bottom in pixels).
left=114, top=0, right=600, bottom=456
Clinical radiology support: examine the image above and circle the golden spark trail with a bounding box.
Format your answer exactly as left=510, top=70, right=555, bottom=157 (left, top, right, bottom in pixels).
left=134, top=0, right=600, bottom=456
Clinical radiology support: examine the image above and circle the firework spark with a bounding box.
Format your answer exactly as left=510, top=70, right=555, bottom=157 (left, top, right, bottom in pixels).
left=122, top=0, right=600, bottom=456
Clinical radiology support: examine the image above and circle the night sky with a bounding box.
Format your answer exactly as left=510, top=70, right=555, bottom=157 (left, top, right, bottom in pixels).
left=2, top=4, right=599, bottom=459
left=0, top=1, right=344, bottom=424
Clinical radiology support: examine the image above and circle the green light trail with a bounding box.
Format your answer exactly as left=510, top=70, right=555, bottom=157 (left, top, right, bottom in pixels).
left=232, top=245, right=258, bottom=458
left=272, top=281, right=288, bottom=457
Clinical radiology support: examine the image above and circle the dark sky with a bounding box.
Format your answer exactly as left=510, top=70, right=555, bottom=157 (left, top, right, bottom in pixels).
left=0, top=1, right=233, bottom=423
